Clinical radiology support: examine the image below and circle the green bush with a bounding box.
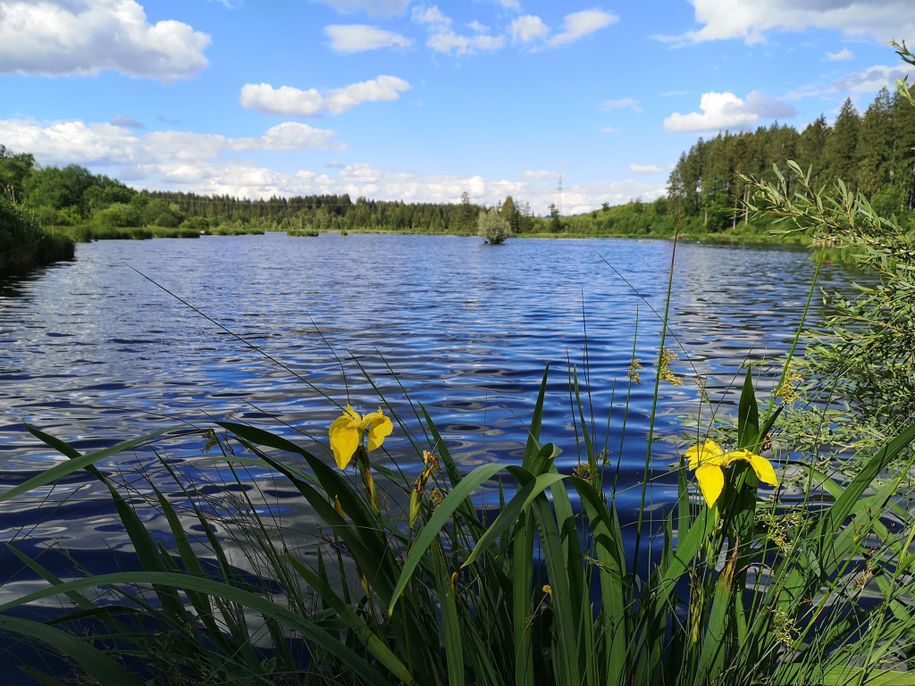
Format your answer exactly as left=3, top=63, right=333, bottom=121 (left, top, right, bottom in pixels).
left=180, top=216, right=211, bottom=232
left=478, top=207, right=511, bottom=244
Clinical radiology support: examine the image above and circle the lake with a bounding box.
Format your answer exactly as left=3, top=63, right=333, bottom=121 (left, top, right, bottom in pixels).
left=0, top=233, right=857, bottom=585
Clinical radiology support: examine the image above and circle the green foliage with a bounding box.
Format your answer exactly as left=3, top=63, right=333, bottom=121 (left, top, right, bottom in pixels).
left=179, top=215, right=210, bottom=232
left=477, top=207, right=511, bottom=244
left=0, top=196, right=74, bottom=273
left=90, top=202, right=141, bottom=229
left=2, top=370, right=915, bottom=685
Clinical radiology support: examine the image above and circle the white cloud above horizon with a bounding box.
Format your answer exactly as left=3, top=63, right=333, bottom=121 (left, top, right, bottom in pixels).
left=547, top=9, right=617, bottom=47
left=676, top=0, right=915, bottom=44
left=629, top=164, right=664, bottom=174
left=324, top=24, right=412, bottom=53
left=240, top=76, right=411, bottom=117
left=826, top=48, right=854, bottom=61
left=0, top=0, right=210, bottom=81
left=664, top=91, right=796, bottom=132
left=413, top=6, right=616, bottom=55
left=510, top=15, right=549, bottom=44
left=413, top=5, right=504, bottom=55
left=0, top=115, right=664, bottom=213
left=787, top=62, right=915, bottom=100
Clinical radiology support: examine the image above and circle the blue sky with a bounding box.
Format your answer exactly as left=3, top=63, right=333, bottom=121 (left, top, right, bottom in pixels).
left=1, top=0, right=913, bottom=213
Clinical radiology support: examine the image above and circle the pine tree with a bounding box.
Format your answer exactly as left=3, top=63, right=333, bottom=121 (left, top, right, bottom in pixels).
left=823, top=98, right=862, bottom=190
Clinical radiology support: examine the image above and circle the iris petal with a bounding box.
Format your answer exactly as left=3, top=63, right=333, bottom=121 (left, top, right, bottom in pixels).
left=685, top=439, right=724, bottom=469
left=363, top=410, right=393, bottom=453
left=747, top=453, right=779, bottom=486
left=329, top=414, right=361, bottom=469
left=695, top=465, right=725, bottom=507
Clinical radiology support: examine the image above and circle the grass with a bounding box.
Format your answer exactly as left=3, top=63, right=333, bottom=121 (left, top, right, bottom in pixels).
left=0, top=198, right=75, bottom=274
left=48, top=223, right=269, bottom=241
left=0, top=227, right=913, bottom=684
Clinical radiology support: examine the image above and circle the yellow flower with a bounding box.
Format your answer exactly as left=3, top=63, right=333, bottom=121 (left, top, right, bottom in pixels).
left=684, top=439, right=779, bottom=508
left=328, top=405, right=393, bottom=469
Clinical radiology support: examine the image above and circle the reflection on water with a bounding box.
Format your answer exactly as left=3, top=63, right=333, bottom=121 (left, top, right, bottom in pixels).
left=0, top=233, right=858, bottom=580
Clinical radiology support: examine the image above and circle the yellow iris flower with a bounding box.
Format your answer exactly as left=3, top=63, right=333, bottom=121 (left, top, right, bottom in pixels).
left=328, top=405, right=393, bottom=470
left=685, top=439, right=779, bottom=507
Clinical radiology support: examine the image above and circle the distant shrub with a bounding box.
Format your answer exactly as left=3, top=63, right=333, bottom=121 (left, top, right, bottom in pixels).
left=478, top=208, right=511, bottom=245
left=180, top=216, right=211, bottom=232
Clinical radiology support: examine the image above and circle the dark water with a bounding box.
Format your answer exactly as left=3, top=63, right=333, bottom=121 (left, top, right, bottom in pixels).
left=0, top=233, right=857, bottom=590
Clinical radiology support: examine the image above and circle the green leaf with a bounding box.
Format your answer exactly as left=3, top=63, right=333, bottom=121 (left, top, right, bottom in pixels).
left=0, top=571, right=389, bottom=686
left=389, top=462, right=507, bottom=614
left=0, top=615, right=143, bottom=685
left=737, top=369, right=759, bottom=449
left=462, top=471, right=566, bottom=568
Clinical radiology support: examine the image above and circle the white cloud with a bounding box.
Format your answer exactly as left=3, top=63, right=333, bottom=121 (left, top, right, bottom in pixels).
left=601, top=97, right=642, bottom=113
left=316, top=0, right=410, bottom=17
left=412, top=5, right=450, bottom=26
left=664, top=91, right=795, bottom=131
left=427, top=30, right=504, bottom=55
left=0, top=119, right=342, bottom=170
left=547, top=9, right=618, bottom=47
left=0, top=117, right=666, bottom=211
left=679, top=0, right=915, bottom=44
left=826, top=48, right=854, bottom=61
left=240, top=76, right=411, bottom=117
left=787, top=62, right=915, bottom=99
left=413, top=5, right=504, bottom=55
left=629, top=164, right=664, bottom=174
left=324, top=24, right=411, bottom=52
left=499, top=0, right=522, bottom=10
left=510, top=15, right=549, bottom=44
left=599, top=126, right=620, bottom=134
left=834, top=63, right=914, bottom=94
left=0, top=0, right=210, bottom=80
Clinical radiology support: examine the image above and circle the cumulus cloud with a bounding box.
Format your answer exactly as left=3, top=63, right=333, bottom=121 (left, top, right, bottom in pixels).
left=412, top=5, right=451, bottom=26
left=629, top=164, right=664, bottom=173
left=0, top=117, right=665, bottom=211
left=427, top=30, right=504, bottom=55
left=664, top=91, right=795, bottom=132
left=678, top=0, right=915, bottom=44
left=0, top=118, right=342, bottom=171
left=316, top=0, right=410, bottom=17
left=601, top=97, right=642, bottom=113
left=787, top=62, right=915, bottom=99
left=547, top=9, right=618, bottom=47
left=240, top=76, right=411, bottom=117
left=412, top=5, right=504, bottom=55
left=826, top=48, right=854, bottom=61
left=324, top=24, right=412, bottom=52
left=0, top=0, right=210, bottom=80
left=510, top=15, right=549, bottom=43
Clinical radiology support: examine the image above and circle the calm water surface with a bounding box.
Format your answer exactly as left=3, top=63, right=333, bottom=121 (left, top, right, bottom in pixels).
left=0, top=233, right=858, bottom=585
